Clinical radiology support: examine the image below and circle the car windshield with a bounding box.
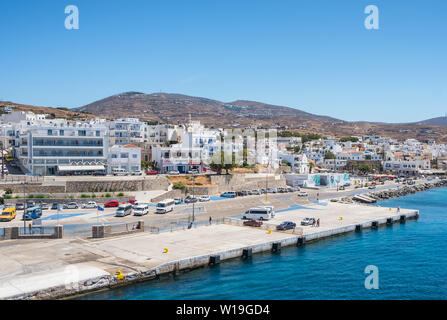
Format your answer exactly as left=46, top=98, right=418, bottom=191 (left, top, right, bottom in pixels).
left=157, top=203, right=166, bottom=207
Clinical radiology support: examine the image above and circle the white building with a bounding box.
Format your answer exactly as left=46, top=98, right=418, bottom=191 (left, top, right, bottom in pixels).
left=151, top=145, right=203, bottom=174
left=16, top=122, right=109, bottom=175
left=383, top=160, right=430, bottom=175
left=107, top=144, right=141, bottom=174
left=109, top=118, right=145, bottom=145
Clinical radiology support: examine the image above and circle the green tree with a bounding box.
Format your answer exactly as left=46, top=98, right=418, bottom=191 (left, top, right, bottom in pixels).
left=359, top=164, right=372, bottom=174
left=324, top=151, right=336, bottom=160
left=340, top=136, right=359, bottom=142
left=208, top=151, right=237, bottom=175
left=308, top=162, right=316, bottom=173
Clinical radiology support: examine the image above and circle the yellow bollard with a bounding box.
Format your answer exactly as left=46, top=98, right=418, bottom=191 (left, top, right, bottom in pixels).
left=267, top=229, right=272, bottom=234
left=163, top=248, right=169, bottom=253
left=339, top=216, right=343, bottom=221
left=389, top=208, right=392, bottom=211
left=116, top=270, right=124, bottom=281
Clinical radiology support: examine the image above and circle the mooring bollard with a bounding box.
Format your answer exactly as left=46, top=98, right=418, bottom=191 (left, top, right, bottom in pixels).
left=400, top=215, right=406, bottom=223
left=386, top=218, right=393, bottom=225
left=371, top=221, right=379, bottom=229
left=355, top=224, right=363, bottom=232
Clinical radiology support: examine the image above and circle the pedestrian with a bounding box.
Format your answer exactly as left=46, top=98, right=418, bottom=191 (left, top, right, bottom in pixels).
left=397, top=206, right=400, bottom=213
left=209, top=216, right=212, bottom=225
left=312, top=219, right=316, bottom=227
left=317, top=218, right=320, bottom=227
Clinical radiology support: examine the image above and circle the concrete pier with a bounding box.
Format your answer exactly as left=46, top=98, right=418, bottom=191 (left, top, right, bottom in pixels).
left=0, top=202, right=419, bottom=300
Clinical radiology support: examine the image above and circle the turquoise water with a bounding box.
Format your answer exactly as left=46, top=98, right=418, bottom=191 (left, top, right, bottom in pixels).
left=77, top=187, right=447, bottom=300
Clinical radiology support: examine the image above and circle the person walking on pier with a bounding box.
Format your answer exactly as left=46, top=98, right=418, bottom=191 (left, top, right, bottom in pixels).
left=317, top=218, right=320, bottom=227
left=397, top=206, right=400, bottom=213
left=209, top=216, right=212, bottom=225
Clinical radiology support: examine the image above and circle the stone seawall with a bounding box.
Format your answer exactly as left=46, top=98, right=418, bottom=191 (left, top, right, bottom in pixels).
left=0, top=183, right=65, bottom=194
left=151, top=189, right=184, bottom=203
left=210, top=174, right=286, bottom=193
left=0, top=176, right=171, bottom=195
left=66, top=177, right=170, bottom=193
left=352, top=180, right=447, bottom=203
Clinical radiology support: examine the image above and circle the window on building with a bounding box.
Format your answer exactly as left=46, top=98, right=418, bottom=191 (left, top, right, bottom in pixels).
left=96, top=130, right=100, bottom=137
left=121, top=153, right=128, bottom=158
left=132, top=154, right=137, bottom=159
left=59, top=130, right=64, bottom=136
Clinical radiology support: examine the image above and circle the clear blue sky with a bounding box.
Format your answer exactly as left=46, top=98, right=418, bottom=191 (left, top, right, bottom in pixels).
left=0, top=0, right=446, bottom=122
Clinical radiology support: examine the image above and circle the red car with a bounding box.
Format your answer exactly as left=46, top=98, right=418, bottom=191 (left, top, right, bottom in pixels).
left=146, top=170, right=158, bottom=175
left=104, top=201, right=119, bottom=208
left=128, top=199, right=136, bottom=204
left=243, top=219, right=263, bottom=227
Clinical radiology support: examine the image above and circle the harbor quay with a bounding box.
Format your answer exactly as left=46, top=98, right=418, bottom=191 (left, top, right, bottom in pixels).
left=0, top=201, right=418, bottom=300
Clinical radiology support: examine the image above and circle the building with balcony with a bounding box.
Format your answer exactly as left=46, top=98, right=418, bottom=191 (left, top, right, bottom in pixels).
left=16, top=122, right=109, bottom=175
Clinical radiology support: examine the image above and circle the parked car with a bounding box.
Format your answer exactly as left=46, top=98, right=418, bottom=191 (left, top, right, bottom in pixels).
left=93, top=171, right=107, bottom=176
left=184, top=196, right=199, bottom=204
left=277, top=187, right=286, bottom=193
left=115, top=203, right=132, bottom=217
left=286, top=187, right=294, bottom=192
left=128, top=199, right=137, bottom=205
left=15, top=203, right=25, bottom=211
left=40, top=202, right=49, bottom=210
left=168, top=170, right=180, bottom=175
left=51, top=202, right=59, bottom=210
left=267, top=188, right=277, bottom=193
left=188, top=169, right=199, bottom=174
left=277, top=221, right=296, bottom=230
left=291, top=186, right=300, bottom=192
left=174, top=198, right=183, bottom=205
left=104, top=201, right=120, bottom=208
left=146, top=170, right=158, bottom=175
left=131, top=170, right=143, bottom=176
left=22, top=206, right=42, bottom=220
left=63, top=202, right=79, bottom=209
left=220, top=191, right=236, bottom=198
left=0, top=207, right=17, bottom=222
left=301, top=217, right=315, bottom=226
left=297, top=191, right=308, bottom=197
left=368, top=185, right=376, bottom=189
left=251, top=189, right=261, bottom=195
left=199, top=195, right=210, bottom=202
left=81, top=201, right=97, bottom=209
left=112, top=168, right=128, bottom=176
left=133, top=204, right=149, bottom=216
left=243, top=219, right=263, bottom=227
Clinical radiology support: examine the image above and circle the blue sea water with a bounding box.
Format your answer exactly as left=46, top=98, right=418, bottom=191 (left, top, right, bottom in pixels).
left=77, top=187, right=447, bottom=300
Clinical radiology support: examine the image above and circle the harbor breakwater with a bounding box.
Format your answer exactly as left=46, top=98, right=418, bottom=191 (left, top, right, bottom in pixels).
left=349, top=179, right=447, bottom=203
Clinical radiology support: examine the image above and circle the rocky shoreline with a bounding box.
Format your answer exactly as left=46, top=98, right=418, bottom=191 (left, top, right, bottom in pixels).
left=347, top=179, right=447, bottom=203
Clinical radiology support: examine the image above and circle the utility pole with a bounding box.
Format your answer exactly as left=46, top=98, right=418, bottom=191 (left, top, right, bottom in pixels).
left=23, top=182, right=26, bottom=234
left=1, top=141, right=4, bottom=179
left=192, top=173, right=195, bottom=222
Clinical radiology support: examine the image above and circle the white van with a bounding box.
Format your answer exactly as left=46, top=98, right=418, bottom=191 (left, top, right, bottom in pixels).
left=257, top=206, right=275, bottom=218
left=133, top=204, right=149, bottom=216
left=112, top=168, right=128, bottom=176
left=115, top=203, right=132, bottom=217
left=243, top=207, right=273, bottom=221
left=156, top=199, right=175, bottom=214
